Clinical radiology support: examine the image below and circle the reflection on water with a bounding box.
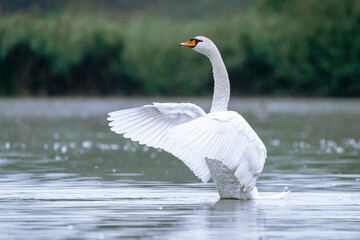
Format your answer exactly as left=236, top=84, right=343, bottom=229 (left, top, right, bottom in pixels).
left=0, top=98, right=359, bottom=239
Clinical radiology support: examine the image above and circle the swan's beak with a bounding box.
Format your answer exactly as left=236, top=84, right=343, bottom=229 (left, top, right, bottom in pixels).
left=180, top=39, right=196, bottom=48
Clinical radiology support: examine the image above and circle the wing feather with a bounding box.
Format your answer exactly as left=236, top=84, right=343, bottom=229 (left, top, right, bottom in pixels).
left=169, top=111, right=267, bottom=191
left=108, top=103, right=211, bottom=182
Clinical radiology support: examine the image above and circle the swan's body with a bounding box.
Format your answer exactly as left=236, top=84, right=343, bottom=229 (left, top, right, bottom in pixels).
left=108, top=36, right=288, bottom=200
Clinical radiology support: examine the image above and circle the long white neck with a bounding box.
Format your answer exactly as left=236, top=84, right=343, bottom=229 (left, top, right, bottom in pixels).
left=206, top=47, right=230, bottom=113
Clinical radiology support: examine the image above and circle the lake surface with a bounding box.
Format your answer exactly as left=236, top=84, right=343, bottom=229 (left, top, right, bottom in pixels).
left=0, top=97, right=359, bottom=239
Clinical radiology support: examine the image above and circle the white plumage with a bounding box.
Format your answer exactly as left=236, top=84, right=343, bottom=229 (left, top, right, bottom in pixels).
left=108, top=36, right=288, bottom=200
left=108, top=102, right=210, bottom=182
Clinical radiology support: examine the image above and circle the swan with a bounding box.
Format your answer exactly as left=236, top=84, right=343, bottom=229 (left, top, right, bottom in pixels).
left=108, top=36, right=288, bottom=200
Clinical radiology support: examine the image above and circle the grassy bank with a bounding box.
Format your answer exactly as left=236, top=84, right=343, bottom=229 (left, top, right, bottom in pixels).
left=1, top=0, right=360, bottom=97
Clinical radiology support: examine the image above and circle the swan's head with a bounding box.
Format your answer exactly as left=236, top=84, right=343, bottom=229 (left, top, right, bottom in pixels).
left=180, top=36, right=217, bottom=57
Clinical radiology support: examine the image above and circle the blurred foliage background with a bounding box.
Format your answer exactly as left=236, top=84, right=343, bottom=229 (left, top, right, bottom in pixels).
left=0, top=0, right=359, bottom=97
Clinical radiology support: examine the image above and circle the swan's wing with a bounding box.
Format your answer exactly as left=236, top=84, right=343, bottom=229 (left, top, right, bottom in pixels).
left=169, top=111, right=267, bottom=191
left=107, top=102, right=211, bottom=182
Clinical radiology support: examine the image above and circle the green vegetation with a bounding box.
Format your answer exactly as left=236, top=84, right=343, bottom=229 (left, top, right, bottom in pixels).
left=238, top=0, right=360, bottom=96
left=1, top=0, right=360, bottom=96
left=0, top=13, right=135, bottom=95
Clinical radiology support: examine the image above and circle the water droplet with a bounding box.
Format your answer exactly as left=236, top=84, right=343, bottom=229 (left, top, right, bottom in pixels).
left=5, top=142, right=10, bottom=150
left=270, top=139, right=280, bottom=147
left=157, top=206, right=163, bottom=210
left=111, top=144, right=119, bottom=150
left=123, top=144, right=130, bottom=151
left=335, top=147, right=344, bottom=154
left=82, top=140, right=92, bottom=149
left=112, top=169, right=117, bottom=173
left=97, top=143, right=110, bottom=150
left=53, top=142, right=61, bottom=151
left=143, top=146, right=149, bottom=152
left=347, top=138, right=356, bottom=146
left=61, top=145, right=68, bottom=154
left=327, top=140, right=336, bottom=147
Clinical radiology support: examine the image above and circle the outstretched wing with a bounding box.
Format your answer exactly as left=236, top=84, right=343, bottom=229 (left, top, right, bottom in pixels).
left=107, top=102, right=211, bottom=182
left=168, top=111, right=267, bottom=191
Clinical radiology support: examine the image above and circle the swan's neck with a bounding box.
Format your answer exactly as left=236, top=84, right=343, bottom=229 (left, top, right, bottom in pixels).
left=207, top=48, right=230, bottom=113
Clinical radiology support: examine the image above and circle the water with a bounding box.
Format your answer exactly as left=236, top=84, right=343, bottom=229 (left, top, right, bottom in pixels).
left=0, top=98, right=359, bottom=239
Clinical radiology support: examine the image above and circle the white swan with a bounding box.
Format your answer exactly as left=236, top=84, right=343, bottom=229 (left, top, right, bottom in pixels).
left=108, top=36, right=288, bottom=200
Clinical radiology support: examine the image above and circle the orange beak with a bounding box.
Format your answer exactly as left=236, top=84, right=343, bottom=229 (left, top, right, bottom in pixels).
left=180, top=39, right=196, bottom=48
